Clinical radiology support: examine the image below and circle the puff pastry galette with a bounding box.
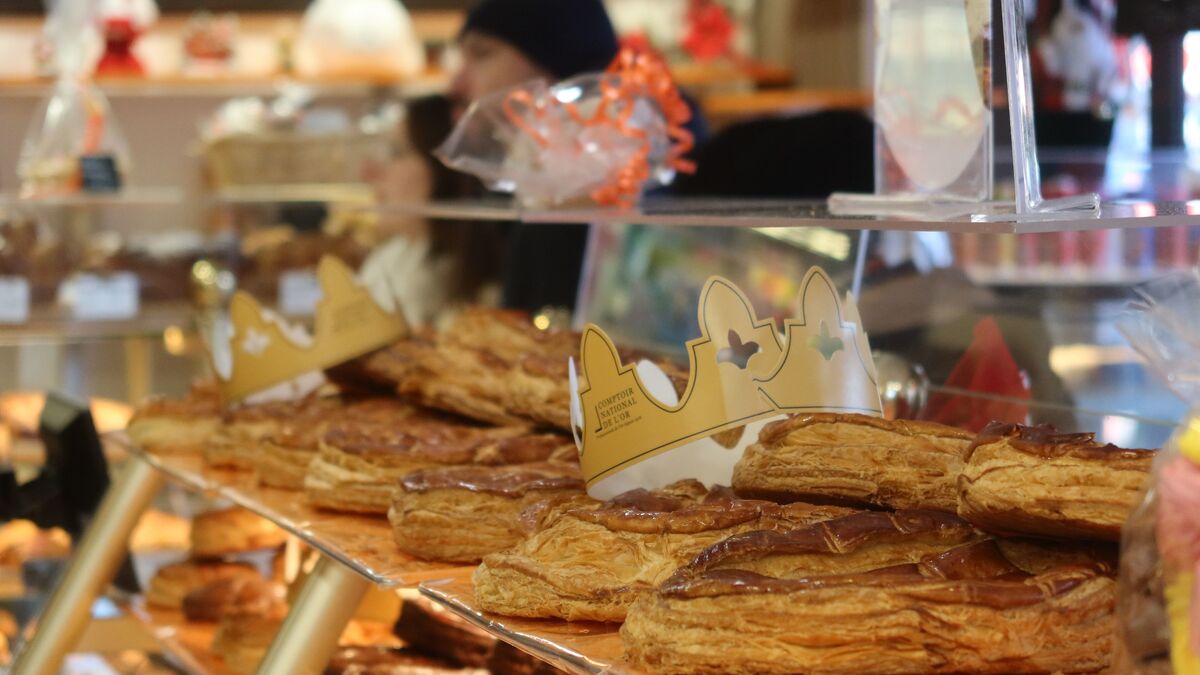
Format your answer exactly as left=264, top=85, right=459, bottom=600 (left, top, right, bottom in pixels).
left=306, top=409, right=575, bottom=515
left=399, top=308, right=580, bottom=430
left=957, top=422, right=1154, bottom=541
left=389, top=462, right=585, bottom=564
left=127, top=380, right=222, bottom=455
left=622, top=539, right=1116, bottom=675
left=732, top=413, right=974, bottom=511
left=472, top=481, right=858, bottom=622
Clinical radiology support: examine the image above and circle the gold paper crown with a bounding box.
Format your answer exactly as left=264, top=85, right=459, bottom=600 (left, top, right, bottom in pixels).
left=212, top=256, right=408, bottom=403
left=573, top=267, right=881, bottom=486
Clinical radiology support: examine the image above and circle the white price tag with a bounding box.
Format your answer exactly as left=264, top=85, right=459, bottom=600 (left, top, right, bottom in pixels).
left=279, top=269, right=323, bottom=317
left=0, top=276, right=31, bottom=324
left=67, top=273, right=140, bottom=321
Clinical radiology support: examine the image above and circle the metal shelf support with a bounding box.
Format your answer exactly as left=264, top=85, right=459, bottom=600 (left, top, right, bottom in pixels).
left=12, top=455, right=164, bottom=675
left=255, top=554, right=372, bottom=675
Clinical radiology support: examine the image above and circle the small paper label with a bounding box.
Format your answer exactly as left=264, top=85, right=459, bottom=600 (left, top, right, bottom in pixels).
left=68, top=273, right=140, bottom=320
left=0, top=276, right=31, bottom=324
left=79, top=154, right=122, bottom=193
left=278, top=269, right=323, bottom=316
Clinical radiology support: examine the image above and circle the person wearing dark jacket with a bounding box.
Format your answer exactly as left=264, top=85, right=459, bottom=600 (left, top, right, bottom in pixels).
left=450, top=0, right=707, bottom=315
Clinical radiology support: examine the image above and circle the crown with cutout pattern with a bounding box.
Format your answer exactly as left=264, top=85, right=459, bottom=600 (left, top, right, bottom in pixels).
left=211, top=256, right=408, bottom=403
left=571, top=267, right=881, bottom=487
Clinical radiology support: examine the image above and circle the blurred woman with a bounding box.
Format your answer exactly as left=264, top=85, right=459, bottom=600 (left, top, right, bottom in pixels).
left=361, top=95, right=508, bottom=327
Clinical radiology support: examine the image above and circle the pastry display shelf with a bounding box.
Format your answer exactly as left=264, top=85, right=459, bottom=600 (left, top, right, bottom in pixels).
left=420, top=570, right=635, bottom=675
left=107, top=433, right=470, bottom=589
left=0, top=301, right=196, bottom=346
left=372, top=196, right=1200, bottom=234
left=0, top=187, right=184, bottom=208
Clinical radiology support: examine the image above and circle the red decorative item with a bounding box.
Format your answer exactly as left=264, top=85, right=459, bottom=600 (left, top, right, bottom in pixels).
left=682, top=0, right=735, bottom=62
left=920, top=317, right=1031, bottom=432
left=96, top=17, right=144, bottom=76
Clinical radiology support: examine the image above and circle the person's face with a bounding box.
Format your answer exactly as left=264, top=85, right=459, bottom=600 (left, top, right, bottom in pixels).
left=449, top=31, right=550, bottom=118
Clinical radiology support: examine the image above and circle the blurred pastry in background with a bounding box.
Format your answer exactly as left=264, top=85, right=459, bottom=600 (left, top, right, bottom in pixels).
left=190, top=506, right=288, bottom=558
left=145, top=559, right=261, bottom=610
left=130, top=509, right=191, bottom=551
left=0, top=520, right=70, bottom=566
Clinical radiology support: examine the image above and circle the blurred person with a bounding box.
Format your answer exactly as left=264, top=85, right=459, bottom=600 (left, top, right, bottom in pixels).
left=361, top=95, right=507, bottom=327
left=451, top=0, right=708, bottom=315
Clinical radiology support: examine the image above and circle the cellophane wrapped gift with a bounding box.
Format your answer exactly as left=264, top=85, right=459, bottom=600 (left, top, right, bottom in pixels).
left=436, top=48, right=694, bottom=208
left=18, top=0, right=131, bottom=197
left=1116, top=272, right=1200, bottom=674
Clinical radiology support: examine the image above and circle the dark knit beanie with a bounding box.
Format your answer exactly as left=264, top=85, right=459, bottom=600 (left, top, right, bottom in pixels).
left=461, top=0, right=620, bottom=80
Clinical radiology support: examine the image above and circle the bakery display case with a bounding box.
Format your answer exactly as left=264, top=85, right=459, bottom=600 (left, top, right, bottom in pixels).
left=9, top=0, right=1200, bottom=672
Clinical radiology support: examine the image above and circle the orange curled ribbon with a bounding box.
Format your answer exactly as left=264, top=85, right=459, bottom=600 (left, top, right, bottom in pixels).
left=501, top=46, right=696, bottom=208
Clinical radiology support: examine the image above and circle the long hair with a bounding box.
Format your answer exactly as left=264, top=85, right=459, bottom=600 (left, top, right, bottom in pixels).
left=403, top=95, right=509, bottom=300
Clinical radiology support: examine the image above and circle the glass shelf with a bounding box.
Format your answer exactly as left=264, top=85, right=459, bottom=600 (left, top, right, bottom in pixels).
left=110, top=434, right=471, bottom=588
left=0, top=302, right=196, bottom=346
left=420, top=571, right=632, bottom=675
left=371, top=196, right=1200, bottom=234
left=0, top=187, right=184, bottom=208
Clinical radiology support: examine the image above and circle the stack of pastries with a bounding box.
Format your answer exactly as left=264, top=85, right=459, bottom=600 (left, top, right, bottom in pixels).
left=468, top=413, right=1152, bottom=674
left=126, top=308, right=1159, bottom=674
left=126, top=309, right=592, bottom=566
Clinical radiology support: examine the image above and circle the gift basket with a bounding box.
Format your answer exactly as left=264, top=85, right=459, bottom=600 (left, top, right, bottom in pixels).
left=437, top=48, right=695, bottom=208
left=200, top=86, right=395, bottom=189
left=1117, top=271, right=1200, bottom=674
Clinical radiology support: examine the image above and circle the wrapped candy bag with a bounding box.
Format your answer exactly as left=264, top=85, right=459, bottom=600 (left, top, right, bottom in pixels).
left=436, top=48, right=695, bottom=208
left=1116, top=271, right=1200, bottom=674
left=18, top=0, right=132, bottom=196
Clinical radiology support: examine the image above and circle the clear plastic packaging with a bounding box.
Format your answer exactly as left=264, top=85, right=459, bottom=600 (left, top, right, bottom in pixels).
left=1116, top=271, right=1200, bottom=674
left=18, top=0, right=132, bottom=196
left=436, top=49, right=694, bottom=208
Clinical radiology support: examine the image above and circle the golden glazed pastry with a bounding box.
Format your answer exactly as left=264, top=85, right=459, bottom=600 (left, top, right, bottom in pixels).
left=181, top=575, right=287, bottom=622
left=389, top=462, right=585, bottom=563
left=254, top=397, right=408, bottom=490
left=145, top=560, right=261, bottom=609
left=190, top=506, right=288, bottom=558
left=622, top=540, right=1117, bottom=675
left=664, top=509, right=982, bottom=587
left=399, top=308, right=579, bottom=429
left=206, top=397, right=322, bottom=470
left=324, top=330, right=437, bottom=394
left=127, top=380, right=222, bottom=455
left=732, top=413, right=974, bottom=511
left=307, top=407, right=575, bottom=514
left=957, top=422, right=1154, bottom=542
left=472, top=481, right=858, bottom=622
